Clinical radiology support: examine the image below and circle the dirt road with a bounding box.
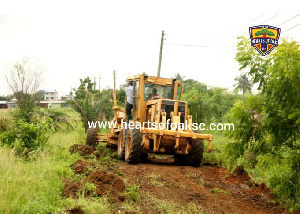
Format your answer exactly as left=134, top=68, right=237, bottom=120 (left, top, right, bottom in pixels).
left=118, top=161, right=287, bottom=214
left=67, top=145, right=292, bottom=214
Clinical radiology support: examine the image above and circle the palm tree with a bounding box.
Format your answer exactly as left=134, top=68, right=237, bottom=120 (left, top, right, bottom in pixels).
left=173, top=72, right=185, bottom=81
left=234, top=73, right=252, bottom=95
left=68, top=77, right=113, bottom=130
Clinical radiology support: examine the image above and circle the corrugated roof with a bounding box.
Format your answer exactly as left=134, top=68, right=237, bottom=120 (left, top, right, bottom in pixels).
left=39, top=101, right=65, bottom=104
left=44, top=89, right=57, bottom=93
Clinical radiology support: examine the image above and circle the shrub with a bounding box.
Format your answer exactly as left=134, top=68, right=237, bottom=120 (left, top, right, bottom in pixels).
left=0, top=118, right=52, bottom=155
left=34, top=109, right=75, bottom=131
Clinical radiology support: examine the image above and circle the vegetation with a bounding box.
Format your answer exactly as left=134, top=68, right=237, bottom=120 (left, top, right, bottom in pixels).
left=183, top=79, right=240, bottom=123
left=0, top=118, right=52, bottom=155
left=0, top=108, right=83, bottom=213
left=5, top=57, right=44, bottom=122
left=223, top=38, right=300, bottom=210
left=0, top=37, right=299, bottom=212
left=233, top=73, right=252, bottom=94
left=68, top=77, right=114, bottom=130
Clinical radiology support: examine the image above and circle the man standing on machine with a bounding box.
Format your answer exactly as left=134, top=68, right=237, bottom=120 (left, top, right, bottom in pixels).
left=125, top=81, right=133, bottom=122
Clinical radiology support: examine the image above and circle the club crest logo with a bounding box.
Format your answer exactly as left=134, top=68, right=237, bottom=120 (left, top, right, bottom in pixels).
left=249, top=25, right=281, bottom=56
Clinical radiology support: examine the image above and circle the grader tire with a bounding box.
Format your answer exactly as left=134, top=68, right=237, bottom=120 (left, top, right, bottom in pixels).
left=125, top=129, right=142, bottom=164
left=117, top=129, right=127, bottom=160
left=86, top=127, right=98, bottom=147
left=186, top=131, right=204, bottom=167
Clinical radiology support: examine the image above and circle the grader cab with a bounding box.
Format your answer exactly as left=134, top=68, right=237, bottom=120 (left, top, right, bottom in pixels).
left=86, top=74, right=213, bottom=166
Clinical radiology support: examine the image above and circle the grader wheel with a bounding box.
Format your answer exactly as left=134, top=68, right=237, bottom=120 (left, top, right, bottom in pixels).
left=125, top=129, right=142, bottom=164
left=186, top=130, right=204, bottom=167
left=86, top=127, right=98, bottom=147
left=174, top=131, right=204, bottom=167
left=117, top=129, right=127, bottom=160
left=186, top=138, right=204, bottom=167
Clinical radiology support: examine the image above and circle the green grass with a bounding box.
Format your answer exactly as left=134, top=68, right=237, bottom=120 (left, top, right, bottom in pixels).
left=203, top=130, right=233, bottom=167
left=0, top=107, right=140, bottom=213
left=0, top=108, right=101, bottom=213
left=0, top=122, right=84, bottom=213
left=210, top=188, right=229, bottom=194
left=0, top=109, right=14, bottom=119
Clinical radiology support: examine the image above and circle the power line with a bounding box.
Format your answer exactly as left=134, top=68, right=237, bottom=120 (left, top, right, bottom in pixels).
left=261, top=14, right=279, bottom=24
left=277, top=14, right=300, bottom=26
left=198, top=14, right=266, bottom=42
left=222, top=14, right=265, bottom=35
left=219, top=14, right=279, bottom=41
left=282, top=24, right=300, bottom=33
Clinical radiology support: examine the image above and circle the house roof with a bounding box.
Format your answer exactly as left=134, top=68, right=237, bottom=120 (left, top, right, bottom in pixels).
left=39, top=100, right=65, bottom=104
left=44, top=89, right=57, bottom=93
left=0, top=101, right=7, bottom=104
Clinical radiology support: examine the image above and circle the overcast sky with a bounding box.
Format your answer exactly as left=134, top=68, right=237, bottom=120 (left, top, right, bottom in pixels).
left=0, top=1, right=299, bottom=97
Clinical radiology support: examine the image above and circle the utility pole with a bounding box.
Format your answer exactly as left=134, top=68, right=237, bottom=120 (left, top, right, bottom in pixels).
left=157, top=30, right=164, bottom=77
left=113, top=70, right=117, bottom=107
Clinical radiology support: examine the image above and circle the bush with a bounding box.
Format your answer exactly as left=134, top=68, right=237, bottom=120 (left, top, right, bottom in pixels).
left=252, top=152, right=300, bottom=210
left=0, top=118, right=52, bottom=155
left=34, top=109, right=75, bottom=131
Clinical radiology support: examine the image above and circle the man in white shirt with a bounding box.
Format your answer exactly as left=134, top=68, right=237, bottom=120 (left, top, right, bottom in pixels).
left=125, top=81, right=133, bottom=122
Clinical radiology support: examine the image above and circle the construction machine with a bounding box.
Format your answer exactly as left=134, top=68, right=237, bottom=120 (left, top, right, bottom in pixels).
left=86, top=73, right=213, bottom=166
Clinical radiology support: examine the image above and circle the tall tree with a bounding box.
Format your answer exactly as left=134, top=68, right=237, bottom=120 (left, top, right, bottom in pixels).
left=68, top=77, right=113, bottom=130
left=235, top=36, right=271, bottom=89
left=233, top=73, right=252, bottom=94
left=173, top=72, right=185, bottom=81
left=5, top=57, right=43, bottom=122
left=229, top=39, right=300, bottom=206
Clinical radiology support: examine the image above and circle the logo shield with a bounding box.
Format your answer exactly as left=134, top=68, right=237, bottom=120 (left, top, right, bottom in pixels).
left=249, top=25, right=281, bottom=56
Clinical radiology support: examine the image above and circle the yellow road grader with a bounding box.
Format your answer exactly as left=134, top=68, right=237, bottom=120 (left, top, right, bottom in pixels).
left=86, top=74, right=213, bottom=166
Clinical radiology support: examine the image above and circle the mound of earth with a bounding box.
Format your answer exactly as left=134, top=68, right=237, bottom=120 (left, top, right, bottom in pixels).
left=70, top=159, right=92, bottom=174
left=62, top=181, right=82, bottom=198
left=69, top=144, right=95, bottom=156
left=63, top=170, right=125, bottom=202
left=63, top=207, right=85, bottom=214
left=84, top=170, right=125, bottom=201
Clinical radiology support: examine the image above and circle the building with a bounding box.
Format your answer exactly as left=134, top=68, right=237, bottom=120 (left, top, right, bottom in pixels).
left=37, top=89, right=59, bottom=101
left=7, top=98, right=18, bottom=108
left=0, top=101, right=8, bottom=109
left=44, top=90, right=59, bottom=100
left=38, top=100, right=66, bottom=108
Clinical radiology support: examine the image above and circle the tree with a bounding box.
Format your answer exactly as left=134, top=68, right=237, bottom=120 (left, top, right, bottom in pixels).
left=229, top=39, right=300, bottom=207
left=233, top=73, right=252, bottom=94
left=68, top=77, right=114, bottom=130
left=0, top=95, right=7, bottom=101
left=173, top=72, right=185, bottom=81
left=182, top=80, right=238, bottom=123
left=235, top=36, right=271, bottom=89
left=263, top=40, right=300, bottom=150
left=235, top=38, right=300, bottom=150
left=116, top=87, right=126, bottom=107
left=5, top=57, right=43, bottom=122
